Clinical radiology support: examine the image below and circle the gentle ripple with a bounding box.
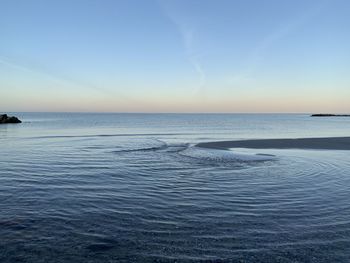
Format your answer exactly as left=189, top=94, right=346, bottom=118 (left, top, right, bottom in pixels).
left=1, top=113, right=350, bottom=262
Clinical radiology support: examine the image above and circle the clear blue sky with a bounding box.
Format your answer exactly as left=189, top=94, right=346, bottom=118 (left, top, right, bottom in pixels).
left=1, top=0, right=349, bottom=112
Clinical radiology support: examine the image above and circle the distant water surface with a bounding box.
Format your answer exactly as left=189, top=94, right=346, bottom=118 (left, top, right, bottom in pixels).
left=1, top=113, right=350, bottom=262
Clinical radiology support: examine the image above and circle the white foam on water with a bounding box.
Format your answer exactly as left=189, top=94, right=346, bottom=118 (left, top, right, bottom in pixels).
left=180, top=146, right=276, bottom=162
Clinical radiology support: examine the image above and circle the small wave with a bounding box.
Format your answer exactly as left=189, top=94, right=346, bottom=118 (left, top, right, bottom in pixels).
left=27, top=133, right=193, bottom=140
left=111, top=144, right=168, bottom=153
left=164, top=143, right=190, bottom=153
left=110, top=139, right=168, bottom=153
left=180, top=146, right=276, bottom=162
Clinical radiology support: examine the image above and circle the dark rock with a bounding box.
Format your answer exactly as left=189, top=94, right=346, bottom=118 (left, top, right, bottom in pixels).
left=311, top=114, right=350, bottom=117
left=0, top=114, right=22, bottom=124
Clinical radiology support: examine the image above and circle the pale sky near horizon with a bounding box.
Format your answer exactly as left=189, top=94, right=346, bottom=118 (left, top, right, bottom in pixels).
left=1, top=0, right=350, bottom=113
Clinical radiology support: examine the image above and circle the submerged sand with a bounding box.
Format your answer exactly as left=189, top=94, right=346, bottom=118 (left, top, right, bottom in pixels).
left=196, top=137, right=350, bottom=150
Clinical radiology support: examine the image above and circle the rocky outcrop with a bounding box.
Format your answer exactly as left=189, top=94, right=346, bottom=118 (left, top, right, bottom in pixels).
left=0, top=114, right=22, bottom=124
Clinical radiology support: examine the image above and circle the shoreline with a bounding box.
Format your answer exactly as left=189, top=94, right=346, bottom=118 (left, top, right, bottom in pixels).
left=196, top=137, right=350, bottom=150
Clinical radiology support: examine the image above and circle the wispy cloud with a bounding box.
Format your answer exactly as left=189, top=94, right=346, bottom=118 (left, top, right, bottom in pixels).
left=158, top=1, right=206, bottom=95
left=228, top=0, right=330, bottom=85
left=183, top=29, right=206, bottom=93
left=0, top=55, right=126, bottom=98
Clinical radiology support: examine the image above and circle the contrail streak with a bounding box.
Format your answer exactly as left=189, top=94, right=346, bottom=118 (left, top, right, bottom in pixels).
left=158, top=0, right=206, bottom=95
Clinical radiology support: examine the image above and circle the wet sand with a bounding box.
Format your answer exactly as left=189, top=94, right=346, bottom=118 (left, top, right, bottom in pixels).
left=196, top=137, right=350, bottom=150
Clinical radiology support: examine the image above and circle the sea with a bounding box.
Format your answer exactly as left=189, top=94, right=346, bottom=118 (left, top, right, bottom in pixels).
left=1, top=113, right=350, bottom=262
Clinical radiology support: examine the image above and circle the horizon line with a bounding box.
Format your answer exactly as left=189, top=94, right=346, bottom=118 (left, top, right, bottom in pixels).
left=2, top=111, right=339, bottom=115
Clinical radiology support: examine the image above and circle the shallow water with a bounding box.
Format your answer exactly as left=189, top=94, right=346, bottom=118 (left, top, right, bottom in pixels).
left=1, top=113, right=350, bottom=262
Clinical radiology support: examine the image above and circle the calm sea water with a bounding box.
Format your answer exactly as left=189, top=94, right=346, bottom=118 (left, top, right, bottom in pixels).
left=1, top=113, right=350, bottom=262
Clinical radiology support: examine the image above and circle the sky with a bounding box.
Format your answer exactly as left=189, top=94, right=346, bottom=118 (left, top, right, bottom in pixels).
left=1, top=0, right=350, bottom=113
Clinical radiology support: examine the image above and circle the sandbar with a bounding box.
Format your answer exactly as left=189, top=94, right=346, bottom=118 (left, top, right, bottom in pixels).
left=196, top=137, right=350, bottom=150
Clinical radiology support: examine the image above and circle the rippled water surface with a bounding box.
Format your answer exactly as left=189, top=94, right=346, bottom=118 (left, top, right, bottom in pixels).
left=1, top=113, right=350, bottom=262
